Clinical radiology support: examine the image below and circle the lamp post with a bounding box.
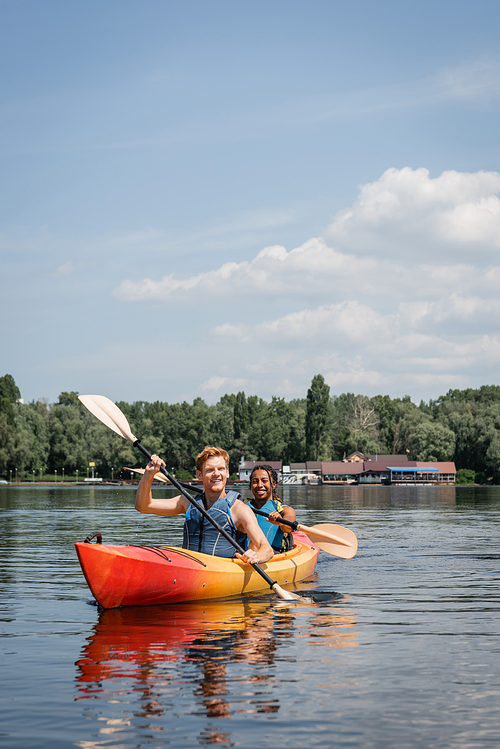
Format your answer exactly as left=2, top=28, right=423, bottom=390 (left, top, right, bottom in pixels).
left=40, top=468, right=42, bottom=482
left=62, top=467, right=65, bottom=483
left=15, top=468, right=18, bottom=483
left=111, top=467, right=114, bottom=481
left=76, top=469, right=78, bottom=483
left=33, top=470, right=35, bottom=483
left=9, top=469, right=12, bottom=483
left=55, top=469, right=57, bottom=483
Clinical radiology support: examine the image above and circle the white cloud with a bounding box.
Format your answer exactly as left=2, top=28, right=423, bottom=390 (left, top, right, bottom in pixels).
left=113, top=236, right=385, bottom=303
left=55, top=261, right=75, bottom=276
left=436, top=57, right=500, bottom=102
left=214, top=293, right=500, bottom=350
left=209, top=292, right=500, bottom=399
left=108, top=166, right=500, bottom=402
left=200, top=376, right=248, bottom=393
left=327, top=167, right=500, bottom=256
left=113, top=167, right=500, bottom=306
left=214, top=301, right=392, bottom=344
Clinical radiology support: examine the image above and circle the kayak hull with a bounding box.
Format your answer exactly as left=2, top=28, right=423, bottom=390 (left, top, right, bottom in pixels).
left=75, top=531, right=318, bottom=609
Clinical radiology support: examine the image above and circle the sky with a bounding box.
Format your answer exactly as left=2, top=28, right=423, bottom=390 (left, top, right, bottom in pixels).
left=2, top=0, right=500, bottom=406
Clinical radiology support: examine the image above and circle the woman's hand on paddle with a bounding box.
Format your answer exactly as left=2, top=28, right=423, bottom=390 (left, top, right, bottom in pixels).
left=268, top=510, right=293, bottom=532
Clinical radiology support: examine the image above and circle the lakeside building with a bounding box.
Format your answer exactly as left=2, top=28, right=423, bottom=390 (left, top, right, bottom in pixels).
left=238, top=460, right=282, bottom=481
left=279, top=462, right=323, bottom=484
left=239, top=453, right=456, bottom=485
left=289, top=462, right=322, bottom=476
left=322, top=453, right=456, bottom=485
left=320, top=461, right=364, bottom=484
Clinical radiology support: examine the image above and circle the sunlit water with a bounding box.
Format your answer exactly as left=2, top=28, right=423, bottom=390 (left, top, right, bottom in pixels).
left=1, top=483, right=500, bottom=748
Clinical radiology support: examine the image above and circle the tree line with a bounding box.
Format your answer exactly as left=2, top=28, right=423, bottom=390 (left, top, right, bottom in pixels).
left=1, top=373, right=500, bottom=483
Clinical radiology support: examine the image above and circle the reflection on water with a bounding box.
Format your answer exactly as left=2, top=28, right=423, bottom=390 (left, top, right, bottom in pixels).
left=75, top=597, right=358, bottom=746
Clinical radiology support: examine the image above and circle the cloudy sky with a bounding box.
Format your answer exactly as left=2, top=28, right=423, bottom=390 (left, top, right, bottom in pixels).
left=2, top=0, right=500, bottom=405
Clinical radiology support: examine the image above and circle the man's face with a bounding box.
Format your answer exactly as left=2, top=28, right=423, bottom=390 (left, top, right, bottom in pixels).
left=197, top=456, right=229, bottom=494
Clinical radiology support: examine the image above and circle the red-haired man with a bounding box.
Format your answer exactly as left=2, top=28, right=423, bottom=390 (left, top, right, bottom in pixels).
left=135, top=446, right=273, bottom=565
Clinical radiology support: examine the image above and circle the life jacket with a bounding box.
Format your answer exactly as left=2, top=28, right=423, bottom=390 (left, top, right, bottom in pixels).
left=245, top=497, right=292, bottom=553
left=183, top=491, right=246, bottom=557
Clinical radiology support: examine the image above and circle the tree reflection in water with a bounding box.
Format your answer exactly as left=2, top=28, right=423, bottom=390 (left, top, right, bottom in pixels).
left=75, top=597, right=357, bottom=746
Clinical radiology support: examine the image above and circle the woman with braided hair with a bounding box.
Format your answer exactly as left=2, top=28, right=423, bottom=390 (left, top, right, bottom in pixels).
left=246, top=464, right=296, bottom=553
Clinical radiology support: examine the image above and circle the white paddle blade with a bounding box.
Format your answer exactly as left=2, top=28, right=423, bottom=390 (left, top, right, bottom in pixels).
left=79, top=394, right=137, bottom=443
left=304, top=523, right=358, bottom=560
left=308, top=536, right=357, bottom=559
left=124, top=466, right=170, bottom=483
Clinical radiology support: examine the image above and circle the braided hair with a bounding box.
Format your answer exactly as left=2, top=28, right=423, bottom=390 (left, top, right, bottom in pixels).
left=249, top=464, right=282, bottom=510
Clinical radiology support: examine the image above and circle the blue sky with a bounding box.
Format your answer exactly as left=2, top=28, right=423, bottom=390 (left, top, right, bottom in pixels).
left=2, top=0, right=500, bottom=405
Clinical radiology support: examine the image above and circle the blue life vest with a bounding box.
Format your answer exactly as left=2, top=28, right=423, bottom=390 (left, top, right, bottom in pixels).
left=245, top=498, right=290, bottom=552
left=183, top=491, right=245, bottom=557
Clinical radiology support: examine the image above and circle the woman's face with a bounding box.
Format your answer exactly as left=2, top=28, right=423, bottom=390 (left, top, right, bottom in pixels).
left=251, top=469, right=274, bottom=503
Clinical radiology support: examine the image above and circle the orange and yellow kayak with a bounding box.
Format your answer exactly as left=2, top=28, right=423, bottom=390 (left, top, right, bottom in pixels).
left=75, top=531, right=318, bottom=609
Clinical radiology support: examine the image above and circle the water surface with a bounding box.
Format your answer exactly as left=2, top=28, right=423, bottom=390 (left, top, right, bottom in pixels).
left=1, top=484, right=500, bottom=748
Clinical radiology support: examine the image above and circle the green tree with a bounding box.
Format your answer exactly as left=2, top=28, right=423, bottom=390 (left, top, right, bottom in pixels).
left=254, top=397, right=293, bottom=461
left=284, top=398, right=306, bottom=463
left=209, top=399, right=237, bottom=472
left=410, top=420, right=456, bottom=461
left=371, top=394, right=405, bottom=452
left=306, top=375, right=330, bottom=460
left=0, top=374, right=35, bottom=476
left=48, top=401, right=88, bottom=472
left=233, top=391, right=249, bottom=440
left=434, top=388, right=500, bottom=477
left=57, top=391, right=81, bottom=407
left=389, top=399, right=426, bottom=456
left=0, top=374, right=21, bottom=402
left=88, top=421, right=136, bottom=477
left=0, top=373, right=21, bottom=426
left=329, top=393, right=387, bottom=458
left=18, top=401, right=50, bottom=473
left=455, top=468, right=476, bottom=484
left=485, top=434, right=500, bottom=482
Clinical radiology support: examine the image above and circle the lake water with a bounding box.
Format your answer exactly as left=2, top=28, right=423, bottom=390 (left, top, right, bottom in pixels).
left=1, top=483, right=500, bottom=748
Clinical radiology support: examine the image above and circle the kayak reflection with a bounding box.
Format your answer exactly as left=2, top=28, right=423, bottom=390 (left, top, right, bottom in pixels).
left=75, top=596, right=358, bottom=745
left=76, top=598, right=291, bottom=717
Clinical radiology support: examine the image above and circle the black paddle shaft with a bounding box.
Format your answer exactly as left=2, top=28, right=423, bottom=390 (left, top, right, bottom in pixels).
left=252, top=506, right=298, bottom=531
left=133, top=440, right=278, bottom=590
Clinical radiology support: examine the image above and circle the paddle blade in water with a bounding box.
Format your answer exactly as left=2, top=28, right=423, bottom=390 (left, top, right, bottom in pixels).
left=79, top=395, right=137, bottom=443
left=271, top=582, right=308, bottom=602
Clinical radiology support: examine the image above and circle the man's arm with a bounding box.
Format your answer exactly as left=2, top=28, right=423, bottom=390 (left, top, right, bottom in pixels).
left=135, top=455, right=189, bottom=516
left=231, top=501, right=274, bottom=565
